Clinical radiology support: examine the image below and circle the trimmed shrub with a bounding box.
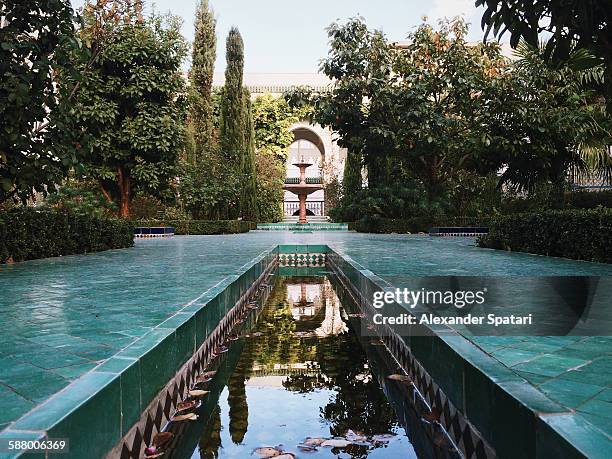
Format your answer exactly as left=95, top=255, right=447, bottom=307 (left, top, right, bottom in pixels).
left=0, top=208, right=134, bottom=263
left=136, top=219, right=253, bottom=235
left=565, top=190, right=612, bottom=209
left=477, top=208, right=612, bottom=263
left=352, top=216, right=492, bottom=234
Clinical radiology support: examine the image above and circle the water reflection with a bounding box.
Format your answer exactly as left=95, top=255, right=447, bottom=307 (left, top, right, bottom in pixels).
left=193, top=276, right=417, bottom=459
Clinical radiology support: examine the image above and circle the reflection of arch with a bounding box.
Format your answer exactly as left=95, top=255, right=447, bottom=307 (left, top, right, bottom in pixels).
left=289, top=125, right=325, bottom=158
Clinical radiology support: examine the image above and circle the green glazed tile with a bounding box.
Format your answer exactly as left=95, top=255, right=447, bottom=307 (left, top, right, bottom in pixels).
left=576, top=399, right=612, bottom=420
left=537, top=413, right=611, bottom=459
left=539, top=379, right=604, bottom=409
left=0, top=385, right=35, bottom=425
left=94, top=357, right=142, bottom=436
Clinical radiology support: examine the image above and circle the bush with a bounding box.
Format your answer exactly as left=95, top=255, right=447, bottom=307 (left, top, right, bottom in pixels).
left=477, top=208, right=612, bottom=263
left=352, top=216, right=492, bottom=233
left=136, top=219, right=253, bottom=235
left=565, top=190, right=612, bottom=209
left=129, top=195, right=164, bottom=220
left=0, top=208, right=134, bottom=263
left=44, top=180, right=118, bottom=217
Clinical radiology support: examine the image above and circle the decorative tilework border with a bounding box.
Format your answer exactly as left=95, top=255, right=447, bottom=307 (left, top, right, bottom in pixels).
left=134, top=234, right=174, bottom=238
left=327, top=254, right=495, bottom=459
left=108, top=259, right=277, bottom=459
left=278, top=252, right=326, bottom=267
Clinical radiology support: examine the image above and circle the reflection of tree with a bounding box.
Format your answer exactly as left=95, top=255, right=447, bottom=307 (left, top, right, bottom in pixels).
left=199, top=275, right=399, bottom=458
left=198, top=405, right=222, bottom=459
left=248, top=277, right=320, bottom=368
left=227, top=371, right=248, bottom=443
left=314, top=331, right=397, bottom=438
left=284, top=278, right=399, bottom=440
left=281, top=372, right=328, bottom=393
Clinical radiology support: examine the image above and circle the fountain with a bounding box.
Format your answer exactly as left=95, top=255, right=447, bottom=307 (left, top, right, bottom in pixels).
left=283, top=156, right=323, bottom=224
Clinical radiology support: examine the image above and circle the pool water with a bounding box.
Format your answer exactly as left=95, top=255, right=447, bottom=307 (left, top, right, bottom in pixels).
left=188, top=275, right=422, bottom=459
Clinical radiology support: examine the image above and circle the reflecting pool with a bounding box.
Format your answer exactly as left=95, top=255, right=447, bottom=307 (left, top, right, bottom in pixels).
left=178, top=275, right=432, bottom=458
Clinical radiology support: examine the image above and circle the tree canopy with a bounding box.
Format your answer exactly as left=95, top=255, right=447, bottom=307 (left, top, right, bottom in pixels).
left=476, top=0, right=612, bottom=109
left=66, top=4, right=188, bottom=217
left=0, top=0, right=82, bottom=204
left=290, top=16, right=611, bottom=221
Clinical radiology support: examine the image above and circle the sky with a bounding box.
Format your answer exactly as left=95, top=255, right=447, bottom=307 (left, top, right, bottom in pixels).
left=70, top=0, right=488, bottom=74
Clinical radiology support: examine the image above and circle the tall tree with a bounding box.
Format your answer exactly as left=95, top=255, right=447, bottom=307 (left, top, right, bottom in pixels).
left=68, top=3, right=188, bottom=217
left=189, top=0, right=216, bottom=161
left=241, top=90, right=259, bottom=221
left=220, top=28, right=245, bottom=162
left=310, top=18, right=505, bottom=201
left=219, top=27, right=256, bottom=218
left=342, top=152, right=362, bottom=197
left=0, top=0, right=81, bottom=203
left=316, top=19, right=394, bottom=190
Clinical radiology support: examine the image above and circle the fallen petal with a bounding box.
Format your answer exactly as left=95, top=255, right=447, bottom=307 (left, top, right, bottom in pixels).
left=345, top=429, right=367, bottom=442
left=321, top=439, right=351, bottom=448
left=302, top=438, right=325, bottom=446
left=372, top=433, right=396, bottom=442
left=177, top=400, right=198, bottom=412
left=172, top=413, right=198, bottom=422
left=252, top=446, right=282, bottom=457
left=422, top=407, right=442, bottom=423
left=387, top=374, right=412, bottom=383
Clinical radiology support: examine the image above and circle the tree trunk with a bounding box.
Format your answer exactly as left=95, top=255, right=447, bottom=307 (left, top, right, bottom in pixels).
left=117, top=166, right=131, bottom=218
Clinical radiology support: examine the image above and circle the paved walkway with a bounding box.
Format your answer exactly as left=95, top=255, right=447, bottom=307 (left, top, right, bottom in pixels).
left=0, top=233, right=610, bottom=437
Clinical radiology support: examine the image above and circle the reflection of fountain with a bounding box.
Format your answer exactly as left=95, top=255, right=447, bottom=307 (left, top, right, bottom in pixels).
left=288, top=283, right=322, bottom=319
left=288, top=280, right=348, bottom=337
left=283, top=156, right=323, bottom=224
left=315, top=287, right=349, bottom=337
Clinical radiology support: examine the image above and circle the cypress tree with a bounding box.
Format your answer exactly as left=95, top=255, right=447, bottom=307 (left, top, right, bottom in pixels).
left=343, top=151, right=362, bottom=196
left=219, top=28, right=245, bottom=218
left=241, top=89, right=259, bottom=221
left=220, top=28, right=245, bottom=163
left=189, top=0, right=216, bottom=163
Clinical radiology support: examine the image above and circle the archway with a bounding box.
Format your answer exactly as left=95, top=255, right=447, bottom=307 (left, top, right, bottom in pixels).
left=284, top=124, right=326, bottom=217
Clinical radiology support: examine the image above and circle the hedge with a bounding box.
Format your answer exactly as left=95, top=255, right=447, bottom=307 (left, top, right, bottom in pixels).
left=477, top=208, right=612, bottom=263
left=0, top=208, right=134, bottom=263
left=136, top=219, right=254, bottom=235
left=351, top=216, right=492, bottom=234
left=565, top=190, right=612, bottom=209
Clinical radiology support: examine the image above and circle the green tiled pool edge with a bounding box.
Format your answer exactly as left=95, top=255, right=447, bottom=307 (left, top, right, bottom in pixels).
left=1, top=243, right=608, bottom=458
left=325, top=248, right=610, bottom=459
left=0, top=246, right=278, bottom=459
